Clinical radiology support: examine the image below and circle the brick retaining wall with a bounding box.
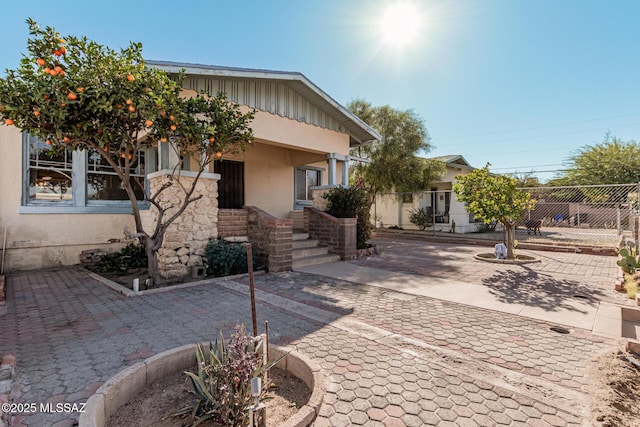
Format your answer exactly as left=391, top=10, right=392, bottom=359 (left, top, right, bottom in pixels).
left=218, top=209, right=248, bottom=238
left=246, top=206, right=293, bottom=272
left=304, top=207, right=357, bottom=261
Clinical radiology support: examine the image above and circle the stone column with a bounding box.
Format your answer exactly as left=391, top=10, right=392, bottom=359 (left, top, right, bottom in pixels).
left=147, top=169, right=220, bottom=280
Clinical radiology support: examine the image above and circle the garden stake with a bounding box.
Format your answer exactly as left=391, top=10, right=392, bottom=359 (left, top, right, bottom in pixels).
left=265, top=320, right=270, bottom=381
left=247, top=243, right=258, bottom=337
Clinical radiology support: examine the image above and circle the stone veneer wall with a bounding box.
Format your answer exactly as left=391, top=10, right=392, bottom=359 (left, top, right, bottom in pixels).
left=246, top=206, right=293, bottom=273
left=304, top=207, right=357, bottom=261
left=218, top=209, right=248, bottom=238
left=147, top=170, right=220, bottom=279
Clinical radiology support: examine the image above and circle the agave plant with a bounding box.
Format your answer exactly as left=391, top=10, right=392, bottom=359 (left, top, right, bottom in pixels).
left=172, top=325, right=282, bottom=427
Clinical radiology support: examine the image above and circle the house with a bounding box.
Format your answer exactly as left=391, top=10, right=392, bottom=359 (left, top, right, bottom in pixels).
left=0, top=61, right=380, bottom=274
left=374, top=154, right=483, bottom=233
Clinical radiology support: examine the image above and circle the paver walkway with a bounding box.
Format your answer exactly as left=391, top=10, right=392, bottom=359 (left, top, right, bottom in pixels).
left=0, top=240, right=622, bottom=426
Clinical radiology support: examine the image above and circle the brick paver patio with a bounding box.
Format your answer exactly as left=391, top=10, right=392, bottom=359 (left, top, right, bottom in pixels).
left=0, top=239, right=622, bottom=426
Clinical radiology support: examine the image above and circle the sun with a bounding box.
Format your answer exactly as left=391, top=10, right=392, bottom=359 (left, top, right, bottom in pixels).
left=378, top=1, right=422, bottom=47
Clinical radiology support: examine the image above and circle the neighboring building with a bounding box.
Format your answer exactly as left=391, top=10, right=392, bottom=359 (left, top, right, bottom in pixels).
left=375, top=155, right=483, bottom=233
left=0, top=61, right=380, bottom=272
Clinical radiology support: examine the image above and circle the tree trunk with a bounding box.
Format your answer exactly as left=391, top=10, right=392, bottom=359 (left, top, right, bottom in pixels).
left=140, top=235, right=161, bottom=287
left=504, top=222, right=515, bottom=260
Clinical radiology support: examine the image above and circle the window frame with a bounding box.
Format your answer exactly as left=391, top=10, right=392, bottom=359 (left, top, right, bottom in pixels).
left=294, top=166, right=323, bottom=209
left=20, top=133, right=154, bottom=214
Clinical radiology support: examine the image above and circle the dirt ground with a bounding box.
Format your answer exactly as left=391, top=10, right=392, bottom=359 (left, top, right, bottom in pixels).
left=590, top=347, right=640, bottom=427
left=107, top=367, right=310, bottom=427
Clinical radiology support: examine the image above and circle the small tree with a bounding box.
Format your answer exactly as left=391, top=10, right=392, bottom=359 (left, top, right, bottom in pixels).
left=453, top=165, right=536, bottom=259
left=0, top=20, right=255, bottom=284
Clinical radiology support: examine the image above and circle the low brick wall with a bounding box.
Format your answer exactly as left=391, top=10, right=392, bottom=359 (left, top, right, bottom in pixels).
left=218, top=209, right=248, bottom=238
left=304, top=207, right=357, bottom=261
left=246, top=206, right=293, bottom=273
left=0, top=275, right=5, bottom=312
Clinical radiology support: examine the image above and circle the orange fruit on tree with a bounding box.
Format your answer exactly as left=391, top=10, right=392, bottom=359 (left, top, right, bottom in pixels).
left=127, top=75, right=135, bottom=82
left=208, top=136, right=215, bottom=144
left=33, top=110, right=40, bottom=116
left=97, top=128, right=103, bottom=134
left=45, top=139, right=52, bottom=145
left=125, top=99, right=132, bottom=105
left=128, top=105, right=136, bottom=112
left=44, top=67, right=51, bottom=74
left=43, top=94, right=49, bottom=100
left=67, top=92, right=77, bottom=100
left=59, top=46, right=66, bottom=55
left=53, top=49, right=62, bottom=57
left=159, top=110, right=166, bottom=117
left=169, top=115, right=175, bottom=121
left=63, top=136, right=70, bottom=142
left=145, top=119, right=153, bottom=127
left=59, top=70, right=66, bottom=76
left=60, top=102, right=66, bottom=107
left=36, top=58, right=45, bottom=67
left=77, top=87, right=84, bottom=93
left=5, top=118, right=14, bottom=126
left=160, top=137, right=167, bottom=143
left=59, top=38, right=66, bottom=44
left=170, top=125, right=177, bottom=131
left=215, top=152, right=222, bottom=158
left=116, top=104, right=123, bottom=109
left=49, top=69, right=58, bottom=76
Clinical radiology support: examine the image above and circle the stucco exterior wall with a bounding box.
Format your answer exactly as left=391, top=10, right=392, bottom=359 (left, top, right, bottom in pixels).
left=0, top=125, right=137, bottom=272
left=0, top=104, right=352, bottom=271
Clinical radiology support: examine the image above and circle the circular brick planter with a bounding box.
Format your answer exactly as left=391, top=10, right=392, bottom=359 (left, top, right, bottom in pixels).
left=79, top=344, right=324, bottom=427
left=474, top=253, right=541, bottom=265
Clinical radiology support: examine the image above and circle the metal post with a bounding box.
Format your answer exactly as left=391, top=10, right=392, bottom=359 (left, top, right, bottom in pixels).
left=246, top=243, right=258, bottom=337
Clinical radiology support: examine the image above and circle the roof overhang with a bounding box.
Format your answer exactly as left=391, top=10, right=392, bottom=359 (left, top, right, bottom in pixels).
left=146, top=60, right=381, bottom=147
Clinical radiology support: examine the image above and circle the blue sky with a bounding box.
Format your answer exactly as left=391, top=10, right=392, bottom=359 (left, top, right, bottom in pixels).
left=2, top=0, right=639, bottom=182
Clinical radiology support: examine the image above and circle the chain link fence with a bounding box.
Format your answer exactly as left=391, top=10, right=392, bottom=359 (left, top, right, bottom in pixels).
left=373, top=183, right=640, bottom=248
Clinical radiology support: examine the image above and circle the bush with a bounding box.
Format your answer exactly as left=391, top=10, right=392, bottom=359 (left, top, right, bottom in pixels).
left=323, top=180, right=373, bottom=249
left=408, top=207, right=433, bottom=230
left=475, top=221, right=498, bottom=233
left=205, top=239, right=252, bottom=277
left=97, top=243, right=147, bottom=273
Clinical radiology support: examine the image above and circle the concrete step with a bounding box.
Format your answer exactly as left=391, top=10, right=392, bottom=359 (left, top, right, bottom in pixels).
left=293, top=238, right=320, bottom=249
left=292, top=246, right=330, bottom=259
left=292, top=253, right=341, bottom=269
left=293, top=233, right=310, bottom=241
left=223, top=236, right=248, bottom=243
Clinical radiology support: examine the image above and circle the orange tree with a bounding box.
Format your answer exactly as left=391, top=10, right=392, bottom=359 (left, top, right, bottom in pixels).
left=0, top=20, right=255, bottom=284
left=453, top=165, right=536, bottom=259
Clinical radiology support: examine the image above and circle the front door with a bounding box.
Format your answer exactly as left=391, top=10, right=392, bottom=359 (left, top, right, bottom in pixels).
left=216, top=160, right=244, bottom=209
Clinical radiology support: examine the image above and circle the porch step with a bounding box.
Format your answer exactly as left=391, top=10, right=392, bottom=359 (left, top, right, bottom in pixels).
left=293, top=233, right=310, bottom=241
left=293, top=238, right=320, bottom=249
left=292, top=245, right=331, bottom=259
left=292, top=253, right=341, bottom=269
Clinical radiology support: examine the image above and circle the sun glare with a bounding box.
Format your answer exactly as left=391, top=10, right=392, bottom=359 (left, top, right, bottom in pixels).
left=378, top=1, right=422, bottom=47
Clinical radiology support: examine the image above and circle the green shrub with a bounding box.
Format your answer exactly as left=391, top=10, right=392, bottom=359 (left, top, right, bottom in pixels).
left=408, top=207, right=433, bottom=230
left=97, top=243, right=147, bottom=273
left=323, top=180, right=373, bottom=249
left=205, top=239, right=251, bottom=277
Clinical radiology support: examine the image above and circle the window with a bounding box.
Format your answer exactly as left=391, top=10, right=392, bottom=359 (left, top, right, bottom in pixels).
left=295, top=167, right=321, bottom=202
left=22, top=133, right=153, bottom=213
left=87, top=150, right=146, bottom=201
left=28, top=137, right=73, bottom=203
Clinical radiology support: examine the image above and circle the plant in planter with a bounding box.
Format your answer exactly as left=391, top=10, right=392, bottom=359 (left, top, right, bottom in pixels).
left=172, top=325, right=282, bottom=427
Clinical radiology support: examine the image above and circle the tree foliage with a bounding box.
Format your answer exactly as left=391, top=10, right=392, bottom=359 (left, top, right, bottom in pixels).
left=557, top=134, right=640, bottom=185
left=0, top=20, right=255, bottom=284
left=453, top=165, right=536, bottom=259
left=347, top=98, right=445, bottom=193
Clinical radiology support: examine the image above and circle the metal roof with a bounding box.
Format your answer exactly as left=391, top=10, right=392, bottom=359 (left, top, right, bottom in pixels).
left=146, top=60, right=381, bottom=146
